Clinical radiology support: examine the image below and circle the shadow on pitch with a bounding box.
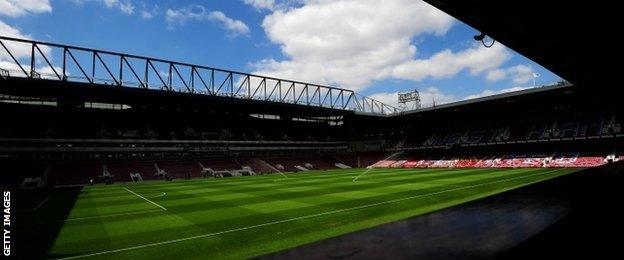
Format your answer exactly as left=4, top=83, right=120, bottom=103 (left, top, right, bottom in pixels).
left=13, top=186, right=83, bottom=259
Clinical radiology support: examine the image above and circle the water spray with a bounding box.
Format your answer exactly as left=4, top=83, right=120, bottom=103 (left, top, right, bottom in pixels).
left=255, top=159, right=289, bottom=181
left=352, top=151, right=403, bottom=182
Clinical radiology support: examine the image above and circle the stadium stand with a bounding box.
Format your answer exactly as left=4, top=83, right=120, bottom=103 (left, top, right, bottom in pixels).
left=156, top=161, right=203, bottom=179
left=372, top=153, right=608, bottom=169
left=1, top=71, right=622, bottom=186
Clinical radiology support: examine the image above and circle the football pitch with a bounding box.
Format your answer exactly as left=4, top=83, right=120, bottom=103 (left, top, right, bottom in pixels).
left=25, top=167, right=578, bottom=259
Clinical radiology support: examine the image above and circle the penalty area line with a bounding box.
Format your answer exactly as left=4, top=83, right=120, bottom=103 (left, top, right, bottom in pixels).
left=124, top=187, right=167, bottom=211
left=61, top=169, right=565, bottom=260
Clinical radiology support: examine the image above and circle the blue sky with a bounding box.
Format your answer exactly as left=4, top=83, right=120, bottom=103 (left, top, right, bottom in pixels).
left=0, top=0, right=561, bottom=108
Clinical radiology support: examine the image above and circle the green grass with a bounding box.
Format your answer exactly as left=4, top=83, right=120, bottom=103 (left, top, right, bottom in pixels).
left=28, top=167, right=578, bottom=259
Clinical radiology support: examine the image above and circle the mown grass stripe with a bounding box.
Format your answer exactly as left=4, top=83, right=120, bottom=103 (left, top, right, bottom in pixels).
left=90, top=168, right=443, bottom=194
left=53, top=169, right=532, bottom=246
left=58, top=168, right=567, bottom=259
left=56, top=168, right=544, bottom=227
left=53, top=169, right=567, bottom=248
left=74, top=168, right=498, bottom=209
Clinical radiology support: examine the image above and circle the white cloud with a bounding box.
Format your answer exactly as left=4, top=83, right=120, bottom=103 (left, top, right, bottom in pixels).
left=139, top=2, right=160, bottom=19
left=419, top=87, right=457, bottom=107
left=165, top=5, right=250, bottom=36
left=485, top=64, right=534, bottom=84
left=370, top=86, right=456, bottom=108
left=244, top=0, right=276, bottom=10
left=104, top=0, right=134, bottom=14
left=0, top=0, right=51, bottom=17
left=243, top=0, right=303, bottom=11
left=485, top=69, right=506, bottom=82
left=0, top=60, right=63, bottom=79
left=141, top=10, right=156, bottom=19
left=140, top=10, right=153, bottom=19
left=508, top=65, right=534, bottom=84
left=252, top=0, right=510, bottom=92
left=0, top=20, right=30, bottom=40
left=368, top=92, right=400, bottom=108
left=391, top=43, right=510, bottom=81
left=0, top=21, right=56, bottom=77
left=208, top=11, right=250, bottom=36
left=72, top=0, right=135, bottom=15
left=0, top=20, right=47, bottom=59
left=118, top=2, right=134, bottom=14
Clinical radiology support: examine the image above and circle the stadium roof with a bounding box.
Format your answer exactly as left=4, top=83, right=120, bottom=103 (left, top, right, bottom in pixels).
left=0, top=36, right=397, bottom=116
left=398, top=82, right=572, bottom=116
left=423, top=0, right=615, bottom=87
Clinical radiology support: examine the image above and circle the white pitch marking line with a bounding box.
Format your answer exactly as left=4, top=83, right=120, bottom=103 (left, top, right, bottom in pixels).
left=61, top=169, right=566, bottom=260
left=33, top=197, right=50, bottom=211
left=124, top=187, right=167, bottom=211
